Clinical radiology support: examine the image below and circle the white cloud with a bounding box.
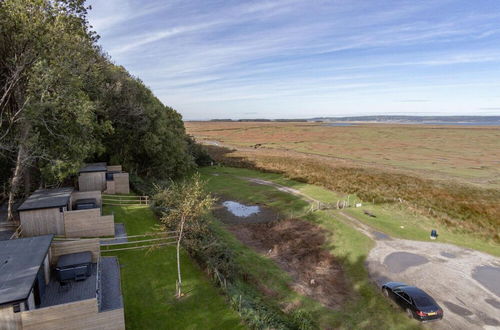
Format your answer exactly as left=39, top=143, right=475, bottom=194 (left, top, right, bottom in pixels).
left=87, top=0, right=500, bottom=119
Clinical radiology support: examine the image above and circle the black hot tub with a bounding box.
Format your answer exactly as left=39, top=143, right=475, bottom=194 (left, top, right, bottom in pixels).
left=56, top=251, right=92, bottom=283
left=74, top=198, right=97, bottom=210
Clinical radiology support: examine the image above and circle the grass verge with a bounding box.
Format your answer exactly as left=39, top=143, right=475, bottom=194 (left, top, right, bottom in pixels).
left=201, top=166, right=420, bottom=329
left=102, top=204, right=245, bottom=329
left=202, top=166, right=499, bottom=257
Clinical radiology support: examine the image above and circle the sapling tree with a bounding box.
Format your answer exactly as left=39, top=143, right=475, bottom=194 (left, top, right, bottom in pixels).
left=152, top=174, right=215, bottom=298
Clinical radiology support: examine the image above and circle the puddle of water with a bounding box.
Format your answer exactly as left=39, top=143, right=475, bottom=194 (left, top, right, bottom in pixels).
left=443, top=301, right=473, bottom=316
left=373, top=231, right=391, bottom=240
left=472, top=265, right=500, bottom=297
left=485, top=298, right=500, bottom=309
left=223, top=201, right=260, bottom=218
left=440, top=251, right=456, bottom=258
left=384, top=252, right=428, bottom=273
left=323, top=123, right=355, bottom=127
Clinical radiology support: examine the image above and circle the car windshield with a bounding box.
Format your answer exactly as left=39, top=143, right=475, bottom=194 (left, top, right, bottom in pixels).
left=413, top=295, right=435, bottom=307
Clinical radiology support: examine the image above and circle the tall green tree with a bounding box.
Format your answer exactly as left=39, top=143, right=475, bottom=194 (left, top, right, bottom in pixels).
left=1, top=0, right=197, bottom=216
left=89, top=64, right=195, bottom=179
left=0, top=0, right=103, bottom=219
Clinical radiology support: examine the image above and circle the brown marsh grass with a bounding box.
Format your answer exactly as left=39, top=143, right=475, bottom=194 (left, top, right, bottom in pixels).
left=186, top=121, right=500, bottom=243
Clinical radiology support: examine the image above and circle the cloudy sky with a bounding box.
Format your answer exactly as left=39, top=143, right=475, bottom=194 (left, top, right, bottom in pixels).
left=87, top=0, right=500, bottom=120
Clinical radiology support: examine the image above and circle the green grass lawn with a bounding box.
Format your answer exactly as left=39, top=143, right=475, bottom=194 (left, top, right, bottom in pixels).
left=102, top=204, right=245, bottom=329
left=200, top=166, right=420, bottom=329
left=344, top=204, right=500, bottom=257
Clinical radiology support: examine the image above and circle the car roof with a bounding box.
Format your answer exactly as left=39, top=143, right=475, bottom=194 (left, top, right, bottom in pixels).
left=400, top=286, right=431, bottom=298
left=384, top=281, right=407, bottom=289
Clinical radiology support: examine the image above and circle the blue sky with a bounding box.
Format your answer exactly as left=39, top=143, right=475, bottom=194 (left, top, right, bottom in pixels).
left=87, top=0, right=500, bottom=120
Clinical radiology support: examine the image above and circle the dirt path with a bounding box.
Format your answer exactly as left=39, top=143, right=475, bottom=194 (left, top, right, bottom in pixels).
left=240, top=176, right=500, bottom=330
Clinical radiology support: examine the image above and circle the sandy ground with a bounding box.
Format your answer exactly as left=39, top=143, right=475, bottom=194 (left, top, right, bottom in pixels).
left=242, top=176, right=500, bottom=329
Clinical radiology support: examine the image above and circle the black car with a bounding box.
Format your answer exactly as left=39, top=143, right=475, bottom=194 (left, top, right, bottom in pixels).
left=382, top=282, right=443, bottom=322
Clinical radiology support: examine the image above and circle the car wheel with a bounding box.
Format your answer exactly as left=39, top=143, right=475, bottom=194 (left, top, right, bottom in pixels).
left=406, top=308, right=413, bottom=319
left=383, top=288, right=389, bottom=297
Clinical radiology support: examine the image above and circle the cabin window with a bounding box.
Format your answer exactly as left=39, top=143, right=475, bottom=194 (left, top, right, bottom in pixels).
left=13, top=303, right=21, bottom=313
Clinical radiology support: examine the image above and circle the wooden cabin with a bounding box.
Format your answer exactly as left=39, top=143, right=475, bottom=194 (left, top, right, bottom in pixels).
left=78, top=163, right=129, bottom=195
left=0, top=235, right=125, bottom=330
left=17, top=188, right=115, bottom=238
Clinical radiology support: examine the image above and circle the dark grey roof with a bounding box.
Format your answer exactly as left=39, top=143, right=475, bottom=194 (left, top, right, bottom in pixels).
left=18, top=187, right=73, bottom=211
left=79, top=162, right=107, bottom=173
left=0, top=235, right=53, bottom=306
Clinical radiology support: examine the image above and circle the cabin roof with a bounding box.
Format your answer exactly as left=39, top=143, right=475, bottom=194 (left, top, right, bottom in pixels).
left=79, top=162, right=107, bottom=173
left=0, top=235, right=53, bottom=306
left=17, top=187, right=74, bottom=211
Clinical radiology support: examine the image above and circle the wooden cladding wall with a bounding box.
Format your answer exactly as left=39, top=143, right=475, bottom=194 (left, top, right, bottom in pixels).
left=20, top=299, right=125, bottom=330
left=0, top=305, right=21, bottom=330
left=50, top=239, right=100, bottom=265
left=63, top=209, right=114, bottom=237
left=79, top=172, right=106, bottom=192
left=19, top=208, right=64, bottom=237
left=113, top=173, right=129, bottom=194
left=95, top=308, right=126, bottom=330
left=70, top=191, right=102, bottom=208
left=106, top=165, right=122, bottom=172
left=105, top=181, right=115, bottom=195
left=21, top=299, right=97, bottom=330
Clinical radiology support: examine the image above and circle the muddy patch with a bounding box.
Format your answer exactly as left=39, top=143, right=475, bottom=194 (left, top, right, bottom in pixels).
left=443, top=301, right=473, bottom=317
left=226, top=219, right=349, bottom=309
left=440, top=251, right=456, bottom=258
left=485, top=298, right=500, bottom=309
left=477, top=311, right=500, bottom=326
left=383, top=252, right=428, bottom=273
left=472, top=265, right=500, bottom=297
left=213, top=199, right=279, bottom=224
left=373, top=231, right=391, bottom=240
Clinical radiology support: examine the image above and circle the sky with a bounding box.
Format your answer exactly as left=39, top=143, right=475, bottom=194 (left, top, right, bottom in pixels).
left=87, top=0, right=500, bottom=120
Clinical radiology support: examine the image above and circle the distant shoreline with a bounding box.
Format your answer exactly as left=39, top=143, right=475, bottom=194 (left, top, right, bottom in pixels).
left=185, top=115, right=500, bottom=126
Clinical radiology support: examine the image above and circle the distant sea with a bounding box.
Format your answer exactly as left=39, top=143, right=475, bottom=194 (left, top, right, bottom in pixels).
left=324, top=121, right=500, bottom=126
left=417, top=121, right=500, bottom=126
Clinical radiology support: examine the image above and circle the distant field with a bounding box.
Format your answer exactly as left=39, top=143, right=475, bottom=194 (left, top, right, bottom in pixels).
left=186, top=121, right=500, bottom=187
left=186, top=121, right=500, bottom=242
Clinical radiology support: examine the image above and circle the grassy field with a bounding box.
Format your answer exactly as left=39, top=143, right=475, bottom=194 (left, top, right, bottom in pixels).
left=186, top=122, right=500, bottom=243
left=200, top=166, right=421, bottom=329
left=186, top=121, right=500, bottom=187
left=203, top=166, right=499, bottom=256
left=102, top=205, right=245, bottom=329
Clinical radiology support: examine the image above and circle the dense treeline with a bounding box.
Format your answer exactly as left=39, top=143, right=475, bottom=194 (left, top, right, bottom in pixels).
left=0, top=0, right=196, bottom=219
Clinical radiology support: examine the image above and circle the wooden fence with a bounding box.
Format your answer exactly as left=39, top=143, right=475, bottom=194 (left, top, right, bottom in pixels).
left=102, top=194, right=149, bottom=206
left=9, top=225, right=22, bottom=239
left=100, top=231, right=178, bottom=253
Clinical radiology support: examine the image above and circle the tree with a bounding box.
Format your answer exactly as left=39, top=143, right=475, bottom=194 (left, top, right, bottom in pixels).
left=0, top=0, right=103, bottom=219
left=152, top=174, right=215, bottom=298
left=89, top=64, right=195, bottom=179
left=0, top=0, right=197, bottom=218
